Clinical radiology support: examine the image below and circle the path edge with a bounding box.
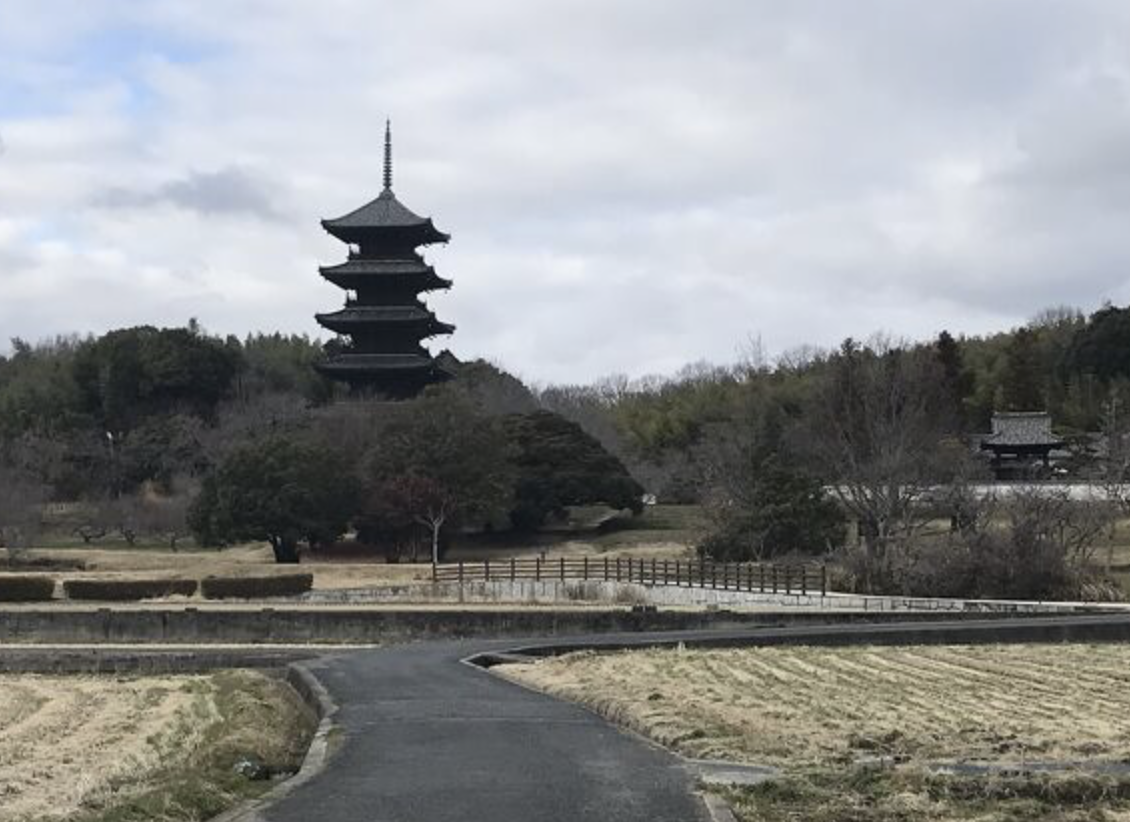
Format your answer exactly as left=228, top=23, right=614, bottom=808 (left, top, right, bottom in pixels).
left=700, top=792, right=739, bottom=822
left=211, top=661, right=339, bottom=822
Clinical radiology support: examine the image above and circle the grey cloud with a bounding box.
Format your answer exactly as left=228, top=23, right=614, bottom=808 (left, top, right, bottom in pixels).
left=94, top=167, right=285, bottom=220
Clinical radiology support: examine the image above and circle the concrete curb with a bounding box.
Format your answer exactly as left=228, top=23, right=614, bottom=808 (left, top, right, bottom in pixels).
left=211, top=660, right=339, bottom=822
left=699, top=793, right=738, bottom=822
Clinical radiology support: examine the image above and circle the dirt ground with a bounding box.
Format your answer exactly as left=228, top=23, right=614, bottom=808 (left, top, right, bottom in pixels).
left=9, top=543, right=434, bottom=590
left=0, top=670, right=312, bottom=822
left=501, top=643, right=1130, bottom=768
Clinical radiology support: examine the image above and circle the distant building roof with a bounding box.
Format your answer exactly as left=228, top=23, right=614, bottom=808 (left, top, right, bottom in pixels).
left=982, top=412, right=1065, bottom=448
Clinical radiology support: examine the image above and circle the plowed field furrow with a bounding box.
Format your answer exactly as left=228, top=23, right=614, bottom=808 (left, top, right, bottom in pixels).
left=501, top=643, right=1130, bottom=769
left=853, top=652, right=1067, bottom=727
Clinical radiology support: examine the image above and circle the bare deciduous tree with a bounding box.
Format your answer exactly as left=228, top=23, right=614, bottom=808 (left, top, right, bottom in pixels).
left=0, top=466, right=47, bottom=563
left=801, top=337, right=959, bottom=590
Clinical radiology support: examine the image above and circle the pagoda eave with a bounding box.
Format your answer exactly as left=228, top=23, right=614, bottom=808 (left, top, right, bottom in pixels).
left=319, top=271, right=452, bottom=292
left=320, top=220, right=450, bottom=247
left=315, top=354, right=453, bottom=378
left=315, top=319, right=455, bottom=338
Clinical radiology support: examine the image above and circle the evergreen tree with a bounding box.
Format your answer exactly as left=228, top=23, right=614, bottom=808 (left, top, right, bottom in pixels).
left=189, top=436, right=358, bottom=563
left=935, top=330, right=973, bottom=426
left=1001, top=327, right=1045, bottom=410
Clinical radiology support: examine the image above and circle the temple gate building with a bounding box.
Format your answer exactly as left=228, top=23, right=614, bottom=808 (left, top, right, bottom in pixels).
left=315, top=122, right=454, bottom=398
left=979, top=411, right=1066, bottom=478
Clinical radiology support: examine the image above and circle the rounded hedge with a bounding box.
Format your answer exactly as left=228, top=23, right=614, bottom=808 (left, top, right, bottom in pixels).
left=62, top=578, right=198, bottom=601
left=0, top=575, right=56, bottom=602
left=200, top=574, right=313, bottom=600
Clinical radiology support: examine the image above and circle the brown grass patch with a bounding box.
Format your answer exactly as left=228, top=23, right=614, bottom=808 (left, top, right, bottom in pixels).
left=0, top=670, right=313, bottom=822
left=500, top=643, right=1130, bottom=769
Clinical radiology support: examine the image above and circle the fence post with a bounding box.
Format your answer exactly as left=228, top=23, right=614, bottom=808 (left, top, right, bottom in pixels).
left=560, top=557, right=566, bottom=581
left=485, top=559, right=491, bottom=582
left=583, top=556, right=589, bottom=580
left=674, top=560, right=680, bottom=586
left=772, top=564, right=778, bottom=593
left=510, top=557, right=516, bottom=582
left=801, top=566, right=807, bottom=596
left=616, top=558, right=622, bottom=582
left=821, top=564, right=827, bottom=597
left=458, top=560, right=464, bottom=584
left=604, top=557, right=609, bottom=581
left=651, top=558, right=657, bottom=586
left=663, top=559, right=669, bottom=586
left=535, top=556, right=541, bottom=582
left=432, top=561, right=437, bottom=583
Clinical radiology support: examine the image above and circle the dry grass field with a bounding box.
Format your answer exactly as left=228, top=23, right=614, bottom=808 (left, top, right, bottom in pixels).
left=502, top=644, right=1130, bottom=821
left=0, top=671, right=314, bottom=822
left=6, top=505, right=701, bottom=597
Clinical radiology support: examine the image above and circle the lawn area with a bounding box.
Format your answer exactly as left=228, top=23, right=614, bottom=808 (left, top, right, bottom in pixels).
left=9, top=505, right=706, bottom=592
left=449, top=504, right=704, bottom=561
left=0, top=670, right=315, bottom=822
left=501, top=644, right=1130, bottom=821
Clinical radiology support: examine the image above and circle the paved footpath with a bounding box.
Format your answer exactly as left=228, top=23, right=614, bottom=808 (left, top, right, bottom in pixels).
left=259, top=616, right=1130, bottom=822
left=262, top=638, right=710, bottom=822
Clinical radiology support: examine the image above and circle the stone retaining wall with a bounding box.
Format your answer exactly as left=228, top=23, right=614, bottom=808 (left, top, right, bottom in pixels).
left=0, top=646, right=315, bottom=673
left=0, top=606, right=1020, bottom=646
left=0, top=607, right=778, bottom=645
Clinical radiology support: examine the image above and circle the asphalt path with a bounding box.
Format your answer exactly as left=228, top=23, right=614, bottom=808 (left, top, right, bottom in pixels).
left=262, top=637, right=709, bottom=822
left=259, top=615, right=1130, bottom=822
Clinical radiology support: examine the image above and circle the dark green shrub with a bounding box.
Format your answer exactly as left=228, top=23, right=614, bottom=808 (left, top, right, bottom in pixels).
left=200, top=574, right=313, bottom=600
left=0, top=575, right=56, bottom=601
left=698, top=459, right=845, bottom=562
left=503, top=410, right=644, bottom=530
left=63, top=578, right=197, bottom=601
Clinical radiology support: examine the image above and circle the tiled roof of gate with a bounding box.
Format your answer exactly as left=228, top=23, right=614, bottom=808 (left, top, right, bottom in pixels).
left=983, top=412, right=1064, bottom=446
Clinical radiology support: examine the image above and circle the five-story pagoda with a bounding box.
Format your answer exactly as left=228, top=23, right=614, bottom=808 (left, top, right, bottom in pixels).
left=315, top=122, right=454, bottom=398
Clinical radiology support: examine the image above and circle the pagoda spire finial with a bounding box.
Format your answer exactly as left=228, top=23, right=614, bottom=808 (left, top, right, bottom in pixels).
left=383, top=119, right=393, bottom=192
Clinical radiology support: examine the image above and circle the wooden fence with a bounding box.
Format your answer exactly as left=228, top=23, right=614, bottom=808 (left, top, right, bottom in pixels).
left=432, top=557, right=826, bottom=597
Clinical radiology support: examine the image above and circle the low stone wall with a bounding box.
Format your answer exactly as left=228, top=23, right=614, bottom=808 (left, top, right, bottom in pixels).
left=0, top=646, right=315, bottom=673
left=0, top=607, right=782, bottom=645
left=0, top=605, right=1026, bottom=646
left=302, top=580, right=1128, bottom=615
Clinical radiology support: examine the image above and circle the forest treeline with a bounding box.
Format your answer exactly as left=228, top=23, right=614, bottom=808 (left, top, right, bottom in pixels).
left=4, top=302, right=1130, bottom=598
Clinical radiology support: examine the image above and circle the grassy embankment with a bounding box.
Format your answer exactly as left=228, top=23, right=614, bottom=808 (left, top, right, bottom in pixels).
left=1, top=670, right=315, bottom=822
left=502, top=643, right=1130, bottom=821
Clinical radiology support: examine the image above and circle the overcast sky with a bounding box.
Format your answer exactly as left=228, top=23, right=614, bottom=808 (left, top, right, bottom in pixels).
left=2, top=1, right=1130, bottom=384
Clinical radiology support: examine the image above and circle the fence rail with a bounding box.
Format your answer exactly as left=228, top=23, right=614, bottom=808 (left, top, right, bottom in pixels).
left=432, top=557, right=826, bottom=597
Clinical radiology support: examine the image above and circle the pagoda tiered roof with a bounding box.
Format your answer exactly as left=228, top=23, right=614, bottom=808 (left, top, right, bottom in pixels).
left=315, top=305, right=455, bottom=336
left=319, top=258, right=452, bottom=291
left=321, top=189, right=450, bottom=246
left=315, top=352, right=450, bottom=376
